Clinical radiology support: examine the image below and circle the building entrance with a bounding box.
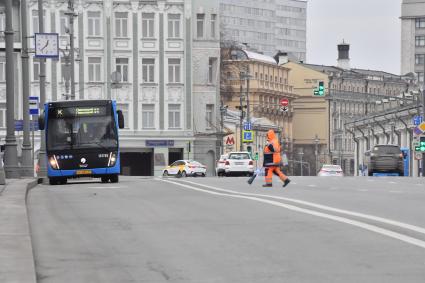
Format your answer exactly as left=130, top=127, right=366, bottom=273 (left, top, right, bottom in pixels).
left=169, top=148, right=184, bottom=164
left=121, top=150, right=153, bottom=176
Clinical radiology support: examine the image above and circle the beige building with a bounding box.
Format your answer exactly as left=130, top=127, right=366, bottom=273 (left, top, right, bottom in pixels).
left=281, top=59, right=329, bottom=176
left=220, top=47, right=297, bottom=172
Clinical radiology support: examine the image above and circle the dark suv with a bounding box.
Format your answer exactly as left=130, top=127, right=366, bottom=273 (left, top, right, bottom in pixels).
left=365, top=145, right=404, bottom=176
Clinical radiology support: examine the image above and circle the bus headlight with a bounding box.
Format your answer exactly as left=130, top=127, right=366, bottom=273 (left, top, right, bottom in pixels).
left=49, top=155, right=60, bottom=170
left=108, top=152, right=117, bottom=167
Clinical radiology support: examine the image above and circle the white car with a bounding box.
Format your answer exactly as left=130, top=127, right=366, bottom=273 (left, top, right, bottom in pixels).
left=216, top=154, right=228, bottom=176
left=162, top=160, right=207, bottom=177
left=317, top=164, right=344, bottom=177
left=224, top=152, right=254, bottom=176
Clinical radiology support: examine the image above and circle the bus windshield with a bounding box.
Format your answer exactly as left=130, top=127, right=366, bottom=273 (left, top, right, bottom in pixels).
left=47, top=114, right=118, bottom=151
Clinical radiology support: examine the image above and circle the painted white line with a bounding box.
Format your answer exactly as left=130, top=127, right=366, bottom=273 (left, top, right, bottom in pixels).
left=389, top=191, right=403, bottom=194
left=357, top=189, right=369, bottom=192
left=87, top=186, right=124, bottom=189
left=307, top=184, right=317, bottom=187
left=388, top=182, right=397, bottom=184
left=178, top=180, right=425, bottom=237
left=159, top=179, right=425, bottom=249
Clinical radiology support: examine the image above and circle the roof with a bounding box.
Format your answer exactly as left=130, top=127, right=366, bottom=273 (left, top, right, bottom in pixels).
left=244, top=50, right=277, bottom=65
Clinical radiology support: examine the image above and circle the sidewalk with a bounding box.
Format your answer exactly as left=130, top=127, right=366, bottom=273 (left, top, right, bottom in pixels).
left=0, top=179, right=38, bottom=283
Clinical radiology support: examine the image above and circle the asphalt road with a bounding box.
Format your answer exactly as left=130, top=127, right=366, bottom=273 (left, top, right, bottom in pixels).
left=27, top=176, right=425, bottom=283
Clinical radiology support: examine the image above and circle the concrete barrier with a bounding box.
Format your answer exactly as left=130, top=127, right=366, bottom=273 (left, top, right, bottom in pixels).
left=0, top=179, right=38, bottom=283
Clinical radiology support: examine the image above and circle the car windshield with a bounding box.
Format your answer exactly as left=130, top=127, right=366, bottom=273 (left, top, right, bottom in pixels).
left=373, top=146, right=400, bottom=154
left=229, top=153, right=250, bottom=160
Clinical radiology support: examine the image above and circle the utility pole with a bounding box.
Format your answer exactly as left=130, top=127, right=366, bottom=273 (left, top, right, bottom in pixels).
left=65, top=0, right=76, bottom=99
left=21, top=0, right=33, bottom=177
left=4, top=0, right=20, bottom=178
left=37, top=0, right=48, bottom=181
left=239, top=73, right=244, bottom=151
left=314, top=134, right=320, bottom=174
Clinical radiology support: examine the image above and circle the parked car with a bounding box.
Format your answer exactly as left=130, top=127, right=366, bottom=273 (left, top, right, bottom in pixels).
left=317, top=164, right=344, bottom=177
left=162, top=160, right=207, bottom=177
left=364, top=144, right=404, bottom=176
left=216, top=154, right=228, bottom=176
left=224, top=152, right=254, bottom=176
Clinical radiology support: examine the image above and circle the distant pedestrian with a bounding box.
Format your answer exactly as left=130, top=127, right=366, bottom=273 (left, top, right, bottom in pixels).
left=263, top=129, right=290, bottom=188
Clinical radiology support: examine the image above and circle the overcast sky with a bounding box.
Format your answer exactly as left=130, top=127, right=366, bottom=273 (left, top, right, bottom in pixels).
left=307, top=0, right=401, bottom=75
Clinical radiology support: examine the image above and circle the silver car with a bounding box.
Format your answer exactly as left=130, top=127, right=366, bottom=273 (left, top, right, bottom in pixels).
left=317, top=164, right=344, bottom=177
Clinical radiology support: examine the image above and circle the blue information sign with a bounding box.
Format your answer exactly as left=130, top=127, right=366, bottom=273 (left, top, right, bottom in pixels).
left=413, top=115, right=423, bottom=126
left=243, top=122, right=252, bottom=131
left=145, top=140, right=174, bottom=147
left=242, top=130, right=254, bottom=143
left=14, top=120, right=39, bottom=131
left=29, top=96, right=39, bottom=115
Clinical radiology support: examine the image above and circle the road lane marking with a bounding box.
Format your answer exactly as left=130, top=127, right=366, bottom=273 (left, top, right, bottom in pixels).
left=307, top=184, right=317, bottom=187
left=357, top=189, right=369, bottom=192
left=176, top=180, right=425, bottom=237
left=158, top=179, right=425, bottom=249
left=389, top=190, right=403, bottom=194
left=87, top=186, right=125, bottom=189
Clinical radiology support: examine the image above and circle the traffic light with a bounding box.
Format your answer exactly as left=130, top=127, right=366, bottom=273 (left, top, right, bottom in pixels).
left=416, top=136, right=425, bottom=152
left=314, top=81, right=325, bottom=96
left=247, top=146, right=252, bottom=153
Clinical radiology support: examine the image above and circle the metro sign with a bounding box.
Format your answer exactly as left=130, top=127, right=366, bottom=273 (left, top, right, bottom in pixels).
left=225, top=136, right=235, bottom=145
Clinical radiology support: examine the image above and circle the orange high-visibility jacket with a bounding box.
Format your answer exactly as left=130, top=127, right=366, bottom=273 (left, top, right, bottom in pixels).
left=263, top=129, right=281, bottom=166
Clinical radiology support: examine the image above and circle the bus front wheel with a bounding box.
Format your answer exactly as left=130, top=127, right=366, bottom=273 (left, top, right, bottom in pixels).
left=110, top=175, right=119, bottom=183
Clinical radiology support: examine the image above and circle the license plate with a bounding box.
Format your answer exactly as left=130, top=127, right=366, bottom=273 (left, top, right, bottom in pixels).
left=235, top=162, right=245, bottom=165
left=76, top=170, right=92, bottom=175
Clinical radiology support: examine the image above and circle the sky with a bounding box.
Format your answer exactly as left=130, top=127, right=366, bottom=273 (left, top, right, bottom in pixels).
left=307, top=0, right=401, bottom=75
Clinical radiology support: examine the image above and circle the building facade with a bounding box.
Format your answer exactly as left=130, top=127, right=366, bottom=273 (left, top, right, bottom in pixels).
left=221, top=47, right=297, bottom=173
left=0, top=0, right=220, bottom=176
left=285, top=43, right=418, bottom=176
left=220, top=0, right=307, bottom=61
left=401, top=0, right=425, bottom=79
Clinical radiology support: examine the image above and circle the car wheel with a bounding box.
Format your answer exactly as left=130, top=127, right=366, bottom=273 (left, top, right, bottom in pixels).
left=181, top=171, right=187, bottom=177
left=201, top=173, right=206, bottom=177
left=163, top=171, right=169, bottom=177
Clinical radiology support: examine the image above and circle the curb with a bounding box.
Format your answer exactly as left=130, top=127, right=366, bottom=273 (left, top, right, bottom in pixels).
left=0, top=179, right=38, bottom=283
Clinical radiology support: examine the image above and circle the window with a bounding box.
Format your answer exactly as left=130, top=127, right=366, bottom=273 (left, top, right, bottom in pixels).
left=88, top=11, right=101, bottom=36
left=208, top=58, right=217, bottom=84
left=32, top=10, right=45, bottom=34
left=142, top=13, right=154, bottom=38
left=115, top=12, right=128, bottom=38
left=168, top=104, right=181, bottom=129
left=61, top=59, right=69, bottom=83
left=33, top=61, right=40, bottom=81
left=211, top=14, right=217, bottom=38
left=117, top=104, right=129, bottom=129
left=196, top=14, right=205, bottom=38
left=416, top=36, right=425, bottom=47
left=115, top=58, right=129, bottom=82
left=417, top=72, right=424, bottom=83
left=416, top=18, right=425, bottom=28
left=142, top=104, right=155, bottom=129
left=416, top=54, right=425, bottom=65
left=88, top=57, right=102, bottom=82
left=206, top=104, right=214, bottom=129
left=0, top=58, right=5, bottom=81
left=142, top=58, right=155, bottom=83
left=168, top=14, right=180, bottom=38
left=60, top=11, right=69, bottom=35
left=168, top=58, right=181, bottom=83
left=0, top=12, right=4, bottom=37
left=0, top=104, right=5, bottom=129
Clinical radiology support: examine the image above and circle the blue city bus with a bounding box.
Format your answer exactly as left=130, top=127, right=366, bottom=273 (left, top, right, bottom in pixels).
left=38, top=100, right=124, bottom=185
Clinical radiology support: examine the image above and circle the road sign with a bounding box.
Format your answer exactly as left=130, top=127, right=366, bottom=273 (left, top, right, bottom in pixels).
left=415, top=152, right=423, bottom=160
left=413, top=115, right=423, bottom=126
left=419, top=122, right=425, bottom=132
left=242, top=130, right=254, bottom=143
left=243, top=122, right=252, bottom=131
left=279, top=98, right=289, bottom=107
left=280, top=106, right=288, bottom=112
left=29, top=96, right=39, bottom=115
left=14, top=120, right=39, bottom=131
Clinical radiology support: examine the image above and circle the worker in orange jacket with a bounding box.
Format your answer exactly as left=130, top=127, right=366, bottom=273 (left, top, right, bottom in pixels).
left=263, top=129, right=291, bottom=188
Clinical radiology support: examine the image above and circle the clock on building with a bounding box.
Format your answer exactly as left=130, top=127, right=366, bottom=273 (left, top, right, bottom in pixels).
left=35, top=33, right=59, bottom=58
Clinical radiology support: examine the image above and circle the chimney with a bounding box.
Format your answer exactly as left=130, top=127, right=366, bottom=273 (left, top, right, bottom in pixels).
left=337, top=41, right=350, bottom=69
left=275, top=51, right=288, bottom=65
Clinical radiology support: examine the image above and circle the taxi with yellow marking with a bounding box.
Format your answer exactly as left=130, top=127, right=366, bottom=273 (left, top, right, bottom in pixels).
left=162, top=160, right=207, bottom=177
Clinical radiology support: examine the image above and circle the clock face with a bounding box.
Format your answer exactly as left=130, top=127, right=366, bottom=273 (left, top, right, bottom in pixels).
left=35, top=33, right=59, bottom=58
